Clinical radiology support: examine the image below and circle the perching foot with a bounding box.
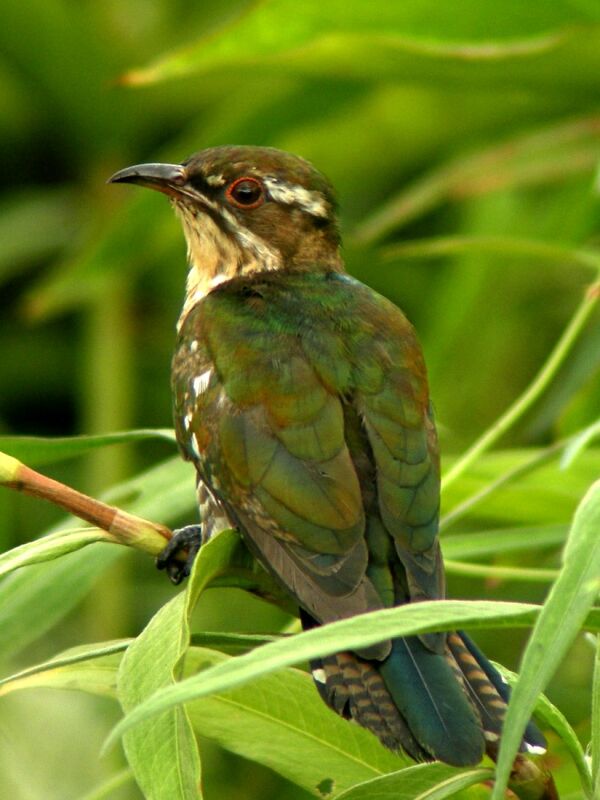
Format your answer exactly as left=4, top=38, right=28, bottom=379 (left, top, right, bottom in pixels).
left=156, top=524, right=203, bottom=585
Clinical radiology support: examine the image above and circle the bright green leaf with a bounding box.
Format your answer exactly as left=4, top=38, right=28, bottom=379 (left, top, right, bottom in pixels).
left=333, top=762, right=493, bottom=800
left=116, top=531, right=244, bottom=800
left=0, top=641, right=127, bottom=698
left=184, top=647, right=402, bottom=796
left=105, top=599, right=542, bottom=747
left=492, top=480, right=600, bottom=799
left=497, top=663, right=592, bottom=797
left=123, top=1, right=600, bottom=89
left=0, top=527, right=115, bottom=578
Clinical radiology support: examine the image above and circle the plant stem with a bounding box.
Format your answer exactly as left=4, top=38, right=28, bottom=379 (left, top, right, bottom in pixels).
left=444, top=560, right=558, bottom=583
left=0, top=449, right=173, bottom=558
left=440, top=440, right=564, bottom=531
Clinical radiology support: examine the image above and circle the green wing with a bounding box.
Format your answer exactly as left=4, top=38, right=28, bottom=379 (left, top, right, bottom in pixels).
left=172, top=278, right=388, bottom=657
left=350, top=287, right=443, bottom=606
left=172, top=272, right=441, bottom=658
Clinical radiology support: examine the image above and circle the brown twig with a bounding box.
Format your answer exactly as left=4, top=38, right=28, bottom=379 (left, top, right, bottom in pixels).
left=0, top=450, right=173, bottom=557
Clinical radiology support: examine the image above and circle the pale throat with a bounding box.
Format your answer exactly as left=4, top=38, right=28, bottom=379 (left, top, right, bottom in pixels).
left=173, top=200, right=282, bottom=331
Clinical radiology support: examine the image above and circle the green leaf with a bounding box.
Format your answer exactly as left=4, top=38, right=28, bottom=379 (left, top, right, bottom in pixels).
left=443, top=524, right=568, bottom=560
left=561, top=418, right=600, bottom=468
left=184, top=647, right=401, bottom=796
left=497, top=663, right=592, bottom=797
left=0, top=636, right=401, bottom=795
left=444, top=561, right=558, bottom=584
left=333, top=763, right=493, bottom=800
left=116, top=530, right=243, bottom=800
left=0, top=545, right=122, bottom=662
left=0, top=527, right=115, bottom=578
left=107, top=588, right=600, bottom=750
left=355, top=116, right=600, bottom=242
left=0, top=455, right=196, bottom=660
left=106, top=598, right=547, bottom=747
left=442, top=448, right=600, bottom=530
left=0, top=641, right=127, bottom=698
left=0, top=429, right=176, bottom=467
left=123, top=1, right=600, bottom=87
left=491, top=480, right=600, bottom=800
left=118, top=594, right=203, bottom=800
left=380, top=235, right=600, bottom=273
left=78, top=769, right=135, bottom=800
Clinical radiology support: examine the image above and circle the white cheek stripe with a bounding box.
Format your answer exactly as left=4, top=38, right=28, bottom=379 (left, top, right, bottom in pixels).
left=263, top=177, right=328, bottom=218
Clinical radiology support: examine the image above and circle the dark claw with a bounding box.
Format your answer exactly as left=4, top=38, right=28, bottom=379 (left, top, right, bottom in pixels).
left=156, top=524, right=203, bottom=584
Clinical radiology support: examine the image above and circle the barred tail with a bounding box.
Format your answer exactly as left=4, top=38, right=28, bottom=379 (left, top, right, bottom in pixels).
left=304, top=619, right=545, bottom=766
left=448, top=631, right=547, bottom=757
left=308, top=650, right=429, bottom=760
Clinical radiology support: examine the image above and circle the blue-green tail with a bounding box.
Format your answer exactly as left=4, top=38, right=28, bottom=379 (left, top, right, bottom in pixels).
left=308, top=627, right=545, bottom=766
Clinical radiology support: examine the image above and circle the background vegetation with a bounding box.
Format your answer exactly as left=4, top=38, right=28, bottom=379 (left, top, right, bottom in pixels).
left=0, top=1, right=599, bottom=798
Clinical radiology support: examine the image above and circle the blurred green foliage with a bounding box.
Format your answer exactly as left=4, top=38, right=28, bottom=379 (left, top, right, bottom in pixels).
left=0, top=1, right=599, bottom=798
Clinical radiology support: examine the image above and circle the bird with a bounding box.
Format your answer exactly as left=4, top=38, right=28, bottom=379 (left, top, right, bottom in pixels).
left=109, top=146, right=556, bottom=794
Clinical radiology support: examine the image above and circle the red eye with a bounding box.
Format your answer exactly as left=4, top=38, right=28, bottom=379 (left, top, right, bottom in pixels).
left=226, top=177, right=264, bottom=209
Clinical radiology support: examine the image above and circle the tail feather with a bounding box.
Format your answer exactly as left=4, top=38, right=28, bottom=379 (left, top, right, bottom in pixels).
left=456, top=631, right=547, bottom=755
left=379, top=637, right=485, bottom=766
left=302, top=611, right=545, bottom=767
left=309, top=651, right=428, bottom=760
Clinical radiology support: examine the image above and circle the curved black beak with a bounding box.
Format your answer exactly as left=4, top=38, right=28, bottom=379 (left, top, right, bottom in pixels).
left=108, top=162, right=187, bottom=196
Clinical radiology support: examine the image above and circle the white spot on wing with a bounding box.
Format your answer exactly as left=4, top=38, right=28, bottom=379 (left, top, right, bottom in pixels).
left=190, top=340, right=199, bottom=353
left=192, top=369, right=213, bottom=396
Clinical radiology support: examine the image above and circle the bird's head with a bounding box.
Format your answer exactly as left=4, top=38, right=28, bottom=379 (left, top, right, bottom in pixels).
left=109, top=146, right=342, bottom=321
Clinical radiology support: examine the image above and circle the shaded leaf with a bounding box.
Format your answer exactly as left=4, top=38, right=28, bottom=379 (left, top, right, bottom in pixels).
left=0, top=189, right=78, bottom=283
left=443, top=524, right=568, bottom=560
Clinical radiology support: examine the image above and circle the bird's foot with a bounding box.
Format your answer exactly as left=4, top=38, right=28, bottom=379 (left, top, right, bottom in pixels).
left=156, top=524, right=203, bottom=585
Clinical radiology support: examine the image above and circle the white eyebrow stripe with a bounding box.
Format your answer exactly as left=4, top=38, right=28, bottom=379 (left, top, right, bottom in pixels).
left=263, top=177, right=329, bottom=218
